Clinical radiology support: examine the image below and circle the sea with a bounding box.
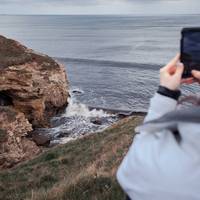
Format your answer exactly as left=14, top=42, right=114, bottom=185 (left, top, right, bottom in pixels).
left=1, top=15, right=200, bottom=142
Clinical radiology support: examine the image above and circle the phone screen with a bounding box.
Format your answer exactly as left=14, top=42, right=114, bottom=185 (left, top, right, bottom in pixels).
left=181, top=29, right=200, bottom=78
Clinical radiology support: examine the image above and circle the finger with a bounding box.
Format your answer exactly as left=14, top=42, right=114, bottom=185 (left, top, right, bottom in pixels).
left=161, top=54, right=180, bottom=74
left=169, top=62, right=184, bottom=75
left=166, top=54, right=180, bottom=69
left=181, top=77, right=194, bottom=84
left=181, top=78, right=195, bottom=84
left=192, top=70, right=200, bottom=79
left=174, top=63, right=184, bottom=78
left=186, top=79, right=196, bottom=84
left=168, top=66, right=176, bottom=74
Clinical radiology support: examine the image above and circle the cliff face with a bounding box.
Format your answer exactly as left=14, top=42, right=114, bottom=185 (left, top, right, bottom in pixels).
left=0, top=35, right=69, bottom=168
left=0, top=107, right=40, bottom=168
left=0, top=35, right=69, bottom=127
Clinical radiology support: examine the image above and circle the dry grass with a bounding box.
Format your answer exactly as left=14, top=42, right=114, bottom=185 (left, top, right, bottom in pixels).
left=0, top=115, right=144, bottom=200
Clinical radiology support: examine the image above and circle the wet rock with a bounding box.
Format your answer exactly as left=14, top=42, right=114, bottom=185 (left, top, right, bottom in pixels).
left=0, top=106, right=40, bottom=169
left=117, top=111, right=134, bottom=118
left=51, top=117, right=69, bottom=127
left=55, top=130, right=71, bottom=138
left=29, top=128, right=52, bottom=146
left=0, top=35, right=69, bottom=128
left=72, top=89, right=83, bottom=95
left=90, top=117, right=103, bottom=125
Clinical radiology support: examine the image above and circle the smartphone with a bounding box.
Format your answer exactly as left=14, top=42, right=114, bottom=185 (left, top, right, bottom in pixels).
left=181, top=27, right=200, bottom=78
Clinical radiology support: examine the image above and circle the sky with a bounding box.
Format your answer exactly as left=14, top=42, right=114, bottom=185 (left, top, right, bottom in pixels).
left=0, top=0, right=200, bottom=15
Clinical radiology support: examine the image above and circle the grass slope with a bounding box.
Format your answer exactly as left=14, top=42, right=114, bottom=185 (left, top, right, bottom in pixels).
left=0, top=115, right=144, bottom=200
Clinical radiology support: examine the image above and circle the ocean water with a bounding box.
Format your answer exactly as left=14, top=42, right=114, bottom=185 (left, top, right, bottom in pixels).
left=1, top=15, right=200, bottom=112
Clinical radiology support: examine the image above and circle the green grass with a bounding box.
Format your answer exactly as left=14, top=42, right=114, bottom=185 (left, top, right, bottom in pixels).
left=0, top=115, right=144, bottom=200
left=0, top=35, right=60, bottom=70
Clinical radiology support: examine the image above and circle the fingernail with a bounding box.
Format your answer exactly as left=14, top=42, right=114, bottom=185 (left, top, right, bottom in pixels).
left=178, top=62, right=184, bottom=67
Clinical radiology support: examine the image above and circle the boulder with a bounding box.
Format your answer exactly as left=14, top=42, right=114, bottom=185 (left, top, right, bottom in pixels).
left=30, top=129, right=52, bottom=146
left=0, top=106, right=40, bottom=169
left=0, top=35, right=69, bottom=127
left=90, top=117, right=102, bottom=125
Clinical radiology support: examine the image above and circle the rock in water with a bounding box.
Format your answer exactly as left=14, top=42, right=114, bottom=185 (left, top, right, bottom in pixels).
left=90, top=117, right=103, bottom=125
left=0, top=35, right=69, bottom=168
left=0, top=35, right=69, bottom=127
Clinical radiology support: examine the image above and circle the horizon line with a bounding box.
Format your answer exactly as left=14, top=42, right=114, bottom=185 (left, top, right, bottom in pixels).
left=0, top=13, right=200, bottom=16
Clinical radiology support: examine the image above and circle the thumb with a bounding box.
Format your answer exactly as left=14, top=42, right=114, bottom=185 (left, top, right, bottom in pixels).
left=192, top=70, right=200, bottom=79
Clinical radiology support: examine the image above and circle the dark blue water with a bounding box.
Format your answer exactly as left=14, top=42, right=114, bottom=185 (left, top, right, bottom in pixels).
left=1, top=15, right=200, bottom=112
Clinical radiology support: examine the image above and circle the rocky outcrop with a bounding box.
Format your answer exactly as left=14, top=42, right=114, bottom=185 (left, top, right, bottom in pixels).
left=0, top=35, right=69, bottom=168
left=0, top=35, right=69, bottom=127
left=0, top=106, right=40, bottom=168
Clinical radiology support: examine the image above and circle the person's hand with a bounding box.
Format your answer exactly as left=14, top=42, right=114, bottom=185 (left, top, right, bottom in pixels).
left=191, top=70, right=200, bottom=84
left=160, top=54, right=184, bottom=91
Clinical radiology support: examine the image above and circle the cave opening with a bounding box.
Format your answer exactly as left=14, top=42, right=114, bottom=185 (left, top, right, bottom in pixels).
left=0, top=91, right=13, bottom=106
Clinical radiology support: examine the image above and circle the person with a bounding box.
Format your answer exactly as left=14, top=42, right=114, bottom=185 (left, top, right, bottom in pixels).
left=117, top=54, right=200, bottom=200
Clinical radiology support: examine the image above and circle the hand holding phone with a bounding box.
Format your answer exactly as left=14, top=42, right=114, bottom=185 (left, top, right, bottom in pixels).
left=160, top=54, right=184, bottom=91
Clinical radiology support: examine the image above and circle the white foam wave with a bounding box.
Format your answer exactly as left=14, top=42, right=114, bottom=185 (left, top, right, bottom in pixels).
left=63, top=97, right=112, bottom=118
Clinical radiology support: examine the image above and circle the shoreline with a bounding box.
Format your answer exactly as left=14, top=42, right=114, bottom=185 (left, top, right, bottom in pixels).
left=88, top=105, right=147, bottom=117
left=30, top=103, right=147, bottom=147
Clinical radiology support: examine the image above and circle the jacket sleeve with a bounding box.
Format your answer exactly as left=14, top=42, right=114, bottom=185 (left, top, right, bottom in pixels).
left=116, top=92, right=179, bottom=199
left=144, top=92, right=177, bottom=122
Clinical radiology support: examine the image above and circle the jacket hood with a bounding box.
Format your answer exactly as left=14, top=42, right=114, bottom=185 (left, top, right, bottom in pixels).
left=135, top=106, right=200, bottom=134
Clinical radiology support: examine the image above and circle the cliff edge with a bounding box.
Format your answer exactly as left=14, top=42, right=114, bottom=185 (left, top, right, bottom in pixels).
left=0, top=35, right=69, bottom=168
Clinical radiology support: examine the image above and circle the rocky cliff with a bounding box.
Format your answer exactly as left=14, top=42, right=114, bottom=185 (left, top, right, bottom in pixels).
left=0, top=106, right=40, bottom=168
left=0, top=35, right=69, bottom=168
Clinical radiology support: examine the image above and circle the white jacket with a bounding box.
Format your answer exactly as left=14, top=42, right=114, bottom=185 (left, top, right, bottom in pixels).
left=117, top=93, right=200, bottom=200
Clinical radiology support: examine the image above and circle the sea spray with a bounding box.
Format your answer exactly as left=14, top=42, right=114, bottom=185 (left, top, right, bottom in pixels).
left=45, top=89, right=119, bottom=144
left=64, top=96, right=112, bottom=118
